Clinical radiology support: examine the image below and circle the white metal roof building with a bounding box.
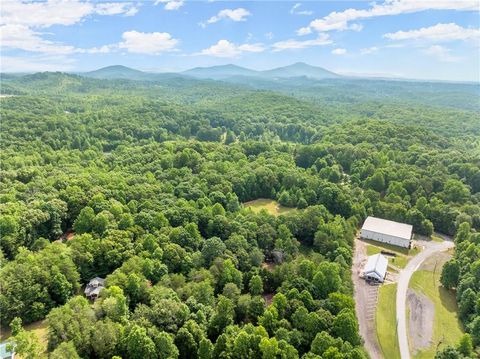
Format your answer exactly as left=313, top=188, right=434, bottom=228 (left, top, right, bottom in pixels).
left=360, top=216, right=413, bottom=248
left=363, top=254, right=388, bottom=283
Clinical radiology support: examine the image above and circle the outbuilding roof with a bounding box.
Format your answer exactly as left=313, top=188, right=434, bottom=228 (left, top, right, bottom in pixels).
left=364, top=253, right=388, bottom=279
left=361, top=216, right=413, bottom=240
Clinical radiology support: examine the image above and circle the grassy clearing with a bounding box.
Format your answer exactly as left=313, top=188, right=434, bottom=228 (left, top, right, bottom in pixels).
left=361, top=238, right=411, bottom=256
left=365, top=242, right=410, bottom=269
left=376, top=283, right=400, bottom=359
left=244, top=198, right=297, bottom=216
left=431, top=235, right=444, bottom=243
left=409, top=269, right=463, bottom=359
left=0, top=320, right=49, bottom=355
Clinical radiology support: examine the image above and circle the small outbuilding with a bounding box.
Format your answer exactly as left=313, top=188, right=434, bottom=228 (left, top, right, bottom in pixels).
left=0, top=342, right=15, bottom=359
left=84, top=277, right=105, bottom=300
left=363, top=254, right=388, bottom=283
left=360, top=216, right=413, bottom=248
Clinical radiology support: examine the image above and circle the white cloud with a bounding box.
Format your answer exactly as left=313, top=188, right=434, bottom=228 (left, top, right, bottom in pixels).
left=0, top=55, right=76, bottom=72
left=290, top=3, right=313, bottom=16
left=296, top=27, right=312, bottom=36
left=349, top=23, right=363, bottom=32
left=360, top=46, right=379, bottom=55
left=198, top=39, right=264, bottom=57
left=0, top=24, right=77, bottom=54
left=331, top=48, right=347, bottom=55
left=1, top=0, right=141, bottom=57
left=272, top=34, right=332, bottom=52
left=95, top=2, right=138, bottom=16
left=154, top=0, right=184, bottom=11
left=423, top=45, right=461, bottom=62
left=384, top=23, right=480, bottom=42
left=201, top=8, right=251, bottom=27
left=299, top=0, right=478, bottom=34
left=238, top=43, right=265, bottom=53
left=1, top=0, right=138, bottom=28
left=119, top=31, right=179, bottom=54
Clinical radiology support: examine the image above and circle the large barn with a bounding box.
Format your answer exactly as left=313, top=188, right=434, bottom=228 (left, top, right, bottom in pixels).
left=360, top=216, right=413, bottom=248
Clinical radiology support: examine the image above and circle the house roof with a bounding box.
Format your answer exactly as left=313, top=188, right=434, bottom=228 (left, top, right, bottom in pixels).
left=0, top=342, right=14, bottom=358
left=88, top=277, right=105, bottom=286
left=361, top=216, right=413, bottom=240
left=84, top=277, right=105, bottom=296
left=363, top=253, right=388, bottom=279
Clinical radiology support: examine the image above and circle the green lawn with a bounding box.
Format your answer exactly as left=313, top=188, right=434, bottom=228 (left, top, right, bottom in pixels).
left=376, top=283, right=400, bottom=359
left=362, top=238, right=412, bottom=256
left=409, top=270, right=464, bottom=359
left=0, top=320, right=49, bottom=356
left=365, top=243, right=410, bottom=269
left=243, top=198, right=297, bottom=216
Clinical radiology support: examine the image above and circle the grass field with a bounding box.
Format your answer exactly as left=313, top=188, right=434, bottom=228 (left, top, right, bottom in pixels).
left=0, top=320, right=49, bottom=356
left=376, top=283, right=400, bottom=359
left=409, top=269, right=464, bottom=359
left=244, top=198, right=297, bottom=216
left=365, top=242, right=410, bottom=268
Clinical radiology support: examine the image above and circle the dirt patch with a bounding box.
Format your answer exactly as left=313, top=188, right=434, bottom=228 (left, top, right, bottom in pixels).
left=263, top=293, right=274, bottom=306
left=418, top=251, right=451, bottom=272
left=261, top=262, right=276, bottom=272
left=407, top=288, right=434, bottom=353
left=352, top=237, right=383, bottom=359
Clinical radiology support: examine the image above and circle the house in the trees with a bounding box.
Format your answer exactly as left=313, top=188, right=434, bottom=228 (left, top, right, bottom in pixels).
left=84, top=277, right=105, bottom=300
left=363, top=253, right=388, bottom=283
left=0, top=342, right=15, bottom=359
left=360, top=216, right=413, bottom=248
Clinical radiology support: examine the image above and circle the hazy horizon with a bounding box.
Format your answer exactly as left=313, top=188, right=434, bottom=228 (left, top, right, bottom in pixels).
left=1, top=1, right=479, bottom=82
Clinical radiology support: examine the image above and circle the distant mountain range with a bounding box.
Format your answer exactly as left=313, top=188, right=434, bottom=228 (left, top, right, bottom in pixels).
left=82, top=63, right=341, bottom=81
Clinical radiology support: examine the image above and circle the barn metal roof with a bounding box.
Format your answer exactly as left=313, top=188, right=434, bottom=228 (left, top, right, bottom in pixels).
left=363, top=253, right=388, bottom=279
left=361, top=216, right=413, bottom=240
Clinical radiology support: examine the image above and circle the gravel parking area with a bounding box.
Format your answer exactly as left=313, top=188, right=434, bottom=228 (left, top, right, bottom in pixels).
left=352, top=238, right=383, bottom=359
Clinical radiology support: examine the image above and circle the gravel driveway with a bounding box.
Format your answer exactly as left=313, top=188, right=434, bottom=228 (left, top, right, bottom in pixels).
left=352, top=238, right=383, bottom=359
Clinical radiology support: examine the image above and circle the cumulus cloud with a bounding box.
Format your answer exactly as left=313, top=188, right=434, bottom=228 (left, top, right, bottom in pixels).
left=272, top=34, right=332, bottom=52
left=0, top=24, right=78, bottom=54
left=95, top=2, right=138, bottom=16
left=331, top=48, right=347, bottom=55
left=298, top=0, right=478, bottom=34
left=200, top=8, right=251, bottom=27
left=290, top=3, right=313, bottom=16
left=119, top=31, right=179, bottom=54
left=384, top=23, right=480, bottom=42
left=1, top=0, right=138, bottom=28
left=154, top=0, right=184, bottom=11
left=198, top=39, right=264, bottom=57
left=1, top=0, right=140, bottom=56
left=360, top=46, right=379, bottom=55
left=423, top=45, right=461, bottom=62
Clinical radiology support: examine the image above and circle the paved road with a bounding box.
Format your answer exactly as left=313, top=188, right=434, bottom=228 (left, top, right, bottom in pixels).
left=396, top=240, right=454, bottom=359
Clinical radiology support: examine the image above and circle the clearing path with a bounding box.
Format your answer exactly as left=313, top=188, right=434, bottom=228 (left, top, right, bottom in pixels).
left=407, top=288, right=434, bottom=352
left=396, top=239, right=454, bottom=359
left=352, top=238, right=383, bottom=359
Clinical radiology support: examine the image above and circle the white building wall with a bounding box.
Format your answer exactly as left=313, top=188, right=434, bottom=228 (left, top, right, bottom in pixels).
left=364, top=271, right=384, bottom=283
left=360, top=229, right=410, bottom=248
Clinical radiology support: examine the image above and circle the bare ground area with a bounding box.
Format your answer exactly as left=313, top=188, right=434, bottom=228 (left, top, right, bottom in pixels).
left=407, top=288, right=435, bottom=353
left=352, top=238, right=383, bottom=359
left=418, top=251, right=451, bottom=272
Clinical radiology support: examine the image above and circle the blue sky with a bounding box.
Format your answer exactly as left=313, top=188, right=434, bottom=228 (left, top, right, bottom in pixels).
left=1, top=0, right=479, bottom=81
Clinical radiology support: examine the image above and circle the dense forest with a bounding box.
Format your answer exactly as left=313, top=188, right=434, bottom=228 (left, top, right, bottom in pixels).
left=0, top=72, right=479, bottom=358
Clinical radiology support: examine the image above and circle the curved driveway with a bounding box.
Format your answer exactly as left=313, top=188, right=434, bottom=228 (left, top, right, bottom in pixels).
left=396, top=240, right=454, bottom=359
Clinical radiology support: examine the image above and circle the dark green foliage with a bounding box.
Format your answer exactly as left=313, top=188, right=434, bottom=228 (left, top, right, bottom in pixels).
left=1, top=71, right=478, bottom=358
